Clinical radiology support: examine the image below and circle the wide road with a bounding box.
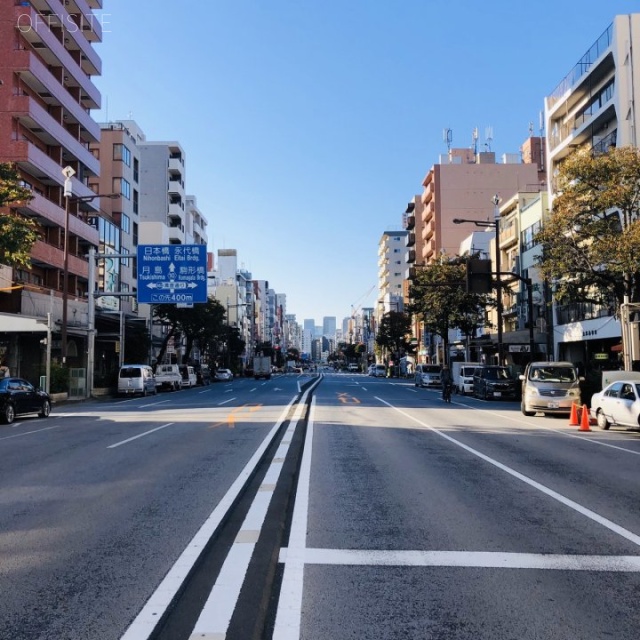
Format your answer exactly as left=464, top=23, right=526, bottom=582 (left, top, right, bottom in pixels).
left=2, top=372, right=640, bottom=639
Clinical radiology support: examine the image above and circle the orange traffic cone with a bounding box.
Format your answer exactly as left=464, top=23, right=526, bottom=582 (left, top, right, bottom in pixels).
left=569, top=402, right=579, bottom=426
left=579, top=404, right=592, bottom=432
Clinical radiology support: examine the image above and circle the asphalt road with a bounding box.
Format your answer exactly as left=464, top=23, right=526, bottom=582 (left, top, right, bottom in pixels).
left=2, top=372, right=640, bottom=639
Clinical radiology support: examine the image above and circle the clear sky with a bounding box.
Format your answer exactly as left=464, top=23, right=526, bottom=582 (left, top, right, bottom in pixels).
left=93, top=1, right=639, bottom=324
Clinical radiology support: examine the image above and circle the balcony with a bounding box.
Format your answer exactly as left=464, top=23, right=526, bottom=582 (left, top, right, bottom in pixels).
left=168, top=156, right=184, bottom=173
left=16, top=5, right=101, bottom=108
left=406, top=232, right=415, bottom=247
left=15, top=50, right=100, bottom=142
left=405, top=213, right=415, bottom=230
left=168, top=202, right=184, bottom=221
left=43, top=0, right=102, bottom=75
left=167, top=224, right=185, bottom=244
left=15, top=96, right=99, bottom=175
left=66, top=0, right=104, bottom=43
left=407, top=249, right=416, bottom=264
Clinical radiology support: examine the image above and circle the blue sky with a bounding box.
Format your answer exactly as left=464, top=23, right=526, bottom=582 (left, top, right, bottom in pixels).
left=94, top=1, right=639, bottom=324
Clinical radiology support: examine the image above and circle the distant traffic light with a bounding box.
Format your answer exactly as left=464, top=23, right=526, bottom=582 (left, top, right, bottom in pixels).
left=466, top=259, right=492, bottom=294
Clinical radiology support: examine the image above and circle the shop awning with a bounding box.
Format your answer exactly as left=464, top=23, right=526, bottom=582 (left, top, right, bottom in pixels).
left=0, top=312, right=48, bottom=333
left=611, top=343, right=623, bottom=352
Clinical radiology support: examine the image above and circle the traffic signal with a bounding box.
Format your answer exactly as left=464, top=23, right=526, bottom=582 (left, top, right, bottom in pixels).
left=466, top=258, right=492, bottom=294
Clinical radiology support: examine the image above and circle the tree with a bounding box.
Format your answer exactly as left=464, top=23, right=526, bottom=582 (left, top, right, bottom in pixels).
left=0, top=163, right=39, bottom=268
left=375, top=310, right=412, bottom=360
left=408, top=258, right=488, bottom=361
left=535, top=145, right=640, bottom=309
left=153, top=297, right=226, bottom=364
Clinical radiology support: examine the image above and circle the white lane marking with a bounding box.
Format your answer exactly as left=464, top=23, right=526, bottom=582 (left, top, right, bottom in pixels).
left=376, top=397, right=640, bottom=547
left=189, top=395, right=311, bottom=639
left=272, top=397, right=315, bottom=640
left=225, top=389, right=233, bottom=393
left=139, top=399, right=171, bottom=408
left=217, top=398, right=236, bottom=406
left=279, top=548, right=640, bottom=572
left=107, top=423, right=175, bottom=449
left=120, top=396, right=298, bottom=640
left=197, top=388, right=211, bottom=394
left=0, top=424, right=63, bottom=440
left=250, top=387, right=257, bottom=392
left=443, top=398, right=640, bottom=456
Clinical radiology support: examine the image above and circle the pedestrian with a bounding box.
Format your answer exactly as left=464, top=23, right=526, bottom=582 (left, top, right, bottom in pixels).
left=441, top=364, right=452, bottom=400
left=0, top=360, right=9, bottom=378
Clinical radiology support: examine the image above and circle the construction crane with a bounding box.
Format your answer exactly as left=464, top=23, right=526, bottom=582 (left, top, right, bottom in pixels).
left=350, top=284, right=376, bottom=320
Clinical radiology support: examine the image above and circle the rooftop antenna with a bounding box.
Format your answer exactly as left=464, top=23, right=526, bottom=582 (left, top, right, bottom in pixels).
left=443, top=127, right=453, bottom=152
left=528, top=121, right=534, bottom=137
left=484, top=126, right=493, bottom=152
left=539, top=110, right=545, bottom=137
left=472, top=127, right=479, bottom=154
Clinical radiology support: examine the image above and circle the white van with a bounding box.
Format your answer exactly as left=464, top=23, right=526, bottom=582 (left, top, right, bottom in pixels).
left=178, top=365, right=197, bottom=388
left=118, top=365, right=157, bottom=397
left=520, top=361, right=582, bottom=416
left=451, top=362, right=479, bottom=395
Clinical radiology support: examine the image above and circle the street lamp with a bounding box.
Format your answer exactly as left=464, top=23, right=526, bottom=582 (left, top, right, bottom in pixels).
left=61, top=165, right=119, bottom=365
left=453, top=194, right=504, bottom=365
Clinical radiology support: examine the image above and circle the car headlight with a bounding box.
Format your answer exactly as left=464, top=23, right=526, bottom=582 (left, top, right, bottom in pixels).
left=568, top=389, right=580, bottom=397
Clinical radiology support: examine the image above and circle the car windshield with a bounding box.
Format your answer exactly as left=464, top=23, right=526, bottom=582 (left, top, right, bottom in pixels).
left=423, top=366, right=440, bottom=373
left=120, top=367, right=142, bottom=378
left=486, top=368, right=511, bottom=380
left=530, top=366, right=576, bottom=382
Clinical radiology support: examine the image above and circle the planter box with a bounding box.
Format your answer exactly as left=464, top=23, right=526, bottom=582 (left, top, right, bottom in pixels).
left=50, top=392, right=68, bottom=403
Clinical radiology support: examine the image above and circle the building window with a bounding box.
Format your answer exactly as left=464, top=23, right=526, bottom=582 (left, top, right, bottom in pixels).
left=120, top=213, right=130, bottom=234
left=113, top=177, right=131, bottom=200
left=133, top=157, right=139, bottom=183
left=132, top=221, right=138, bottom=247
left=133, top=189, right=139, bottom=214
left=113, top=143, right=131, bottom=167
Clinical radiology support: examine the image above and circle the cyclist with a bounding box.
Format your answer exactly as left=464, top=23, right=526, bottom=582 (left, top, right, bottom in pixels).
left=441, top=364, right=453, bottom=402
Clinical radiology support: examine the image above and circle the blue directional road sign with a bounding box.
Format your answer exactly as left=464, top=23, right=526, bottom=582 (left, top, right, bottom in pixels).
left=137, top=244, right=208, bottom=304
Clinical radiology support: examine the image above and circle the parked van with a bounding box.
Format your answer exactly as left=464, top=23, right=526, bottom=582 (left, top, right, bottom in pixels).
left=519, top=361, right=582, bottom=416
left=451, top=361, right=479, bottom=395
left=414, top=364, right=442, bottom=388
left=118, top=365, right=157, bottom=397
left=178, top=365, right=197, bottom=388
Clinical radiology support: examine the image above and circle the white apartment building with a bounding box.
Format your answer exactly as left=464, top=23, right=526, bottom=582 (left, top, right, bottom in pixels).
left=377, top=230, right=407, bottom=319
left=545, top=13, right=639, bottom=367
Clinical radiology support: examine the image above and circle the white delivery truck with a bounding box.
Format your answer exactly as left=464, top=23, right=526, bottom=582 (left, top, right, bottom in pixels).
left=253, top=355, right=272, bottom=380
left=451, top=361, right=479, bottom=395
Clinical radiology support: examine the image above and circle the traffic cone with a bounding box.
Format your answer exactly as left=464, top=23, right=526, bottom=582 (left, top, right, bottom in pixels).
left=579, top=404, right=592, bottom=432
left=568, top=402, right=579, bottom=426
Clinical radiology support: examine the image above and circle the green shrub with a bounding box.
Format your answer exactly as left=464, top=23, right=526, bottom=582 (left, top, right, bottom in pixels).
left=50, top=363, right=69, bottom=393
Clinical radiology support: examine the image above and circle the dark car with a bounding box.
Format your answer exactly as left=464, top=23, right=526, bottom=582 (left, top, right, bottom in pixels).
left=196, top=365, right=211, bottom=385
left=0, top=377, right=52, bottom=424
left=472, top=366, right=518, bottom=400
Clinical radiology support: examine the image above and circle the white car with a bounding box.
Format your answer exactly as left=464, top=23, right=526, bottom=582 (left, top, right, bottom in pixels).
left=215, top=368, right=234, bottom=382
left=590, top=380, right=640, bottom=430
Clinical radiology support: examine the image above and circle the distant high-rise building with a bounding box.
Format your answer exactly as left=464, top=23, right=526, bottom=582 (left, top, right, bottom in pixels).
left=322, top=316, right=336, bottom=339
left=303, top=319, right=315, bottom=356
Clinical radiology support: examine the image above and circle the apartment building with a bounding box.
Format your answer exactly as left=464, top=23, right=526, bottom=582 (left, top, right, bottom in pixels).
left=406, top=139, right=546, bottom=364
left=377, top=230, right=407, bottom=319
left=545, top=13, right=639, bottom=367
left=0, top=0, right=103, bottom=384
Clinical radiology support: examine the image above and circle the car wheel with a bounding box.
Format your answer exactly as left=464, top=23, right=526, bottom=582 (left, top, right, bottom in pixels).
left=521, top=402, right=535, bottom=417
left=39, top=399, right=51, bottom=418
left=2, top=403, right=15, bottom=424
left=596, top=410, right=610, bottom=430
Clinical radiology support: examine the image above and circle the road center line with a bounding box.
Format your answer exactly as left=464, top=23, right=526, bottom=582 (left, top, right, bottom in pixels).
left=120, top=395, right=299, bottom=640
left=189, top=391, right=314, bottom=639
left=107, top=423, right=174, bottom=449
left=217, top=398, right=236, bottom=406
left=272, top=396, right=316, bottom=640
left=376, top=397, right=640, bottom=548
